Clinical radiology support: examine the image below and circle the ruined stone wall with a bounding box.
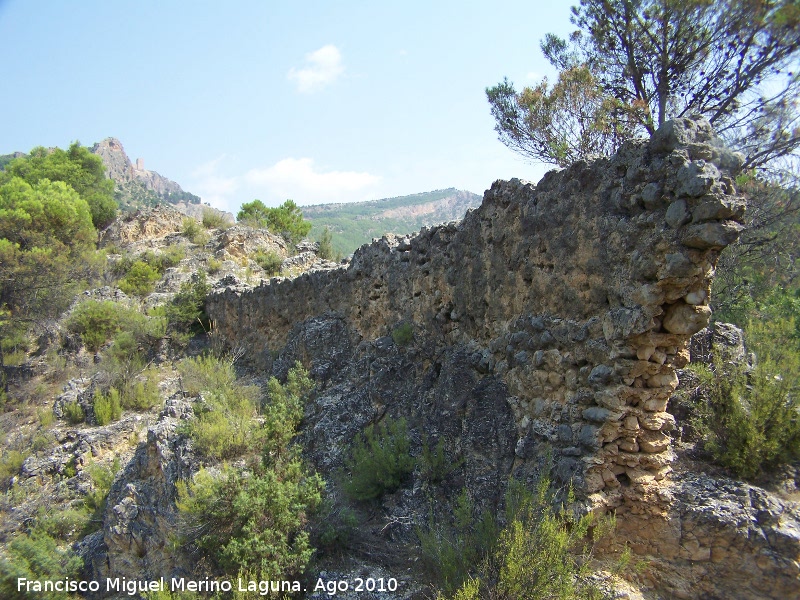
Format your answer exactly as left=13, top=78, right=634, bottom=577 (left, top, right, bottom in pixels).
left=205, top=118, right=799, bottom=598
left=208, top=116, right=743, bottom=509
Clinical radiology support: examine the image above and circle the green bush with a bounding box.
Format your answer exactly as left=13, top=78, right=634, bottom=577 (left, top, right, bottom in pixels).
left=690, top=318, right=800, bottom=479
left=63, top=400, right=85, bottom=424
left=84, top=458, right=120, bottom=513
left=120, top=374, right=161, bottom=411
left=118, top=260, right=160, bottom=296
left=424, top=480, right=612, bottom=600
left=178, top=353, right=238, bottom=396
left=92, top=387, right=122, bottom=425
left=207, top=256, right=223, bottom=274
left=315, top=502, right=359, bottom=552
left=178, top=355, right=261, bottom=459
left=113, top=247, right=185, bottom=278
left=202, top=208, right=231, bottom=230
left=317, top=226, right=335, bottom=260
left=237, top=199, right=312, bottom=244
left=343, top=417, right=415, bottom=501
left=176, top=363, right=322, bottom=579
left=420, top=437, right=462, bottom=483
left=67, top=300, right=155, bottom=352
left=0, top=450, right=27, bottom=482
left=181, top=218, right=209, bottom=245
left=418, top=490, right=499, bottom=595
left=68, top=301, right=125, bottom=352
left=253, top=250, right=282, bottom=276
left=34, top=507, right=92, bottom=543
left=164, top=271, right=210, bottom=336
left=0, top=530, right=83, bottom=600
left=392, top=322, right=414, bottom=347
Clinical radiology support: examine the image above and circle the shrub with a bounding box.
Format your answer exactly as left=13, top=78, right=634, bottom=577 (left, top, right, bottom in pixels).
left=424, top=480, right=612, bottom=599
left=84, top=458, right=120, bottom=513
left=315, top=501, right=359, bottom=552
left=118, top=260, right=160, bottom=296
left=0, top=530, right=83, bottom=600
left=68, top=301, right=124, bottom=352
left=113, top=248, right=185, bottom=278
left=165, top=271, right=210, bottom=335
left=202, top=208, right=231, bottom=230
left=418, top=490, right=499, bottom=594
left=237, top=199, right=311, bottom=244
left=34, top=507, right=92, bottom=542
left=207, top=256, right=223, bottom=274
left=392, top=322, right=414, bottom=347
left=317, top=226, right=335, bottom=260
left=690, top=319, right=800, bottom=479
left=178, top=355, right=261, bottom=459
left=420, top=437, right=462, bottom=483
left=176, top=363, right=322, bottom=579
left=181, top=218, right=209, bottom=245
left=67, top=300, right=154, bottom=352
left=63, top=400, right=85, bottom=424
left=178, top=353, right=238, bottom=396
left=120, top=374, right=161, bottom=411
left=0, top=450, right=27, bottom=482
left=343, top=417, right=415, bottom=501
left=253, top=250, right=282, bottom=276
left=92, top=387, right=122, bottom=425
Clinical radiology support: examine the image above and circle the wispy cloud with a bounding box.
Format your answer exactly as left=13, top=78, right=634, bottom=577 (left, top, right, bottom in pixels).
left=188, top=156, right=240, bottom=212
left=287, top=44, right=344, bottom=93
left=246, top=157, right=380, bottom=203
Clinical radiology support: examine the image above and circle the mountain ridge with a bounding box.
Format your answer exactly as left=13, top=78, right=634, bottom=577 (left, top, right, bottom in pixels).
left=302, top=187, right=483, bottom=255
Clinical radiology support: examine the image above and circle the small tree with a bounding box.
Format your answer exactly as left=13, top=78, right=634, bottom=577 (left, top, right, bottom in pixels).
left=317, top=226, right=335, bottom=260
left=343, top=417, right=415, bottom=501
left=237, top=199, right=312, bottom=244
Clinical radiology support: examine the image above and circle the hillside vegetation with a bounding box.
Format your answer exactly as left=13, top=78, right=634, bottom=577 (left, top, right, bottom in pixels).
left=303, top=188, right=482, bottom=256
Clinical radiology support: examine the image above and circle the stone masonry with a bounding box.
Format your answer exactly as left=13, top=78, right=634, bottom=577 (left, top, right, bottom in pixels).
left=206, top=118, right=799, bottom=598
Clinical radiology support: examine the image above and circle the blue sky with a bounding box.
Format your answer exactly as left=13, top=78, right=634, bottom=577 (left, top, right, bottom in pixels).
left=0, top=1, right=574, bottom=213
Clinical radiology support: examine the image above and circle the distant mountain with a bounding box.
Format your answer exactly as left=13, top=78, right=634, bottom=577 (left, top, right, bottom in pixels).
left=302, top=188, right=483, bottom=255
left=90, top=138, right=201, bottom=211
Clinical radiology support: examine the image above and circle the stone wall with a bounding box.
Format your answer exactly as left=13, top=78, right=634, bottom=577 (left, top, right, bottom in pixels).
left=208, top=116, right=743, bottom=508
left=204, top=117, right=797, bottom=598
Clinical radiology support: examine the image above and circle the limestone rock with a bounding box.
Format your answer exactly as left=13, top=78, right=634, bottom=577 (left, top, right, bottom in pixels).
left=662, top=302, right=712, bottom=335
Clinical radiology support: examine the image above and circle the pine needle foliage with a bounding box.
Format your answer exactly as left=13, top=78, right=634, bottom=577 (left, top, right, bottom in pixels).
left=343, top=416, right=415, bottom=501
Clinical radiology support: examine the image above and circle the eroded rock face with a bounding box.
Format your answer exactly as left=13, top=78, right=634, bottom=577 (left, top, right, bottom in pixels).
left=202, top=118, right=800, bottom=598
left=100, top=206, right=187, bottom=245
left=86, top=395, right=199, bottom=587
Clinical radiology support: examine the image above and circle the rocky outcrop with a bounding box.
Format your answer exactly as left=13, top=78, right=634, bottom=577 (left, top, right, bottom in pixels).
left=203, top=118, right=798, bottom=598
left=100, top=205, right=187, bottom=246
left=170, top=201, right=234, bottom=226
left=90, top=138, right=200, bottom=204
left=87, top=395, right=200, bottom=586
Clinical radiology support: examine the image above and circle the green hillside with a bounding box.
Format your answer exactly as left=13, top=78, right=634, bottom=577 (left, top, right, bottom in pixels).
left=303, top=188, right=482, bottom=256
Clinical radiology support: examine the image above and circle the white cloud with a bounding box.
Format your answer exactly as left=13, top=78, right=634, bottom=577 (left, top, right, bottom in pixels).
left=287, top=44, right=344, bottom=93
left=246, top=157, right=380, bottom=204
left=189, top=156, right=240, bottom=212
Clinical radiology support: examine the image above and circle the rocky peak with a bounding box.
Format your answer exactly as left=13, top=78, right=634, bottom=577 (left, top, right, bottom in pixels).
left=90, top=137, right=138, bottom=183
left=90, top=137, right=199, bottom=205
